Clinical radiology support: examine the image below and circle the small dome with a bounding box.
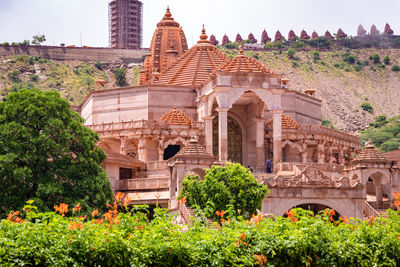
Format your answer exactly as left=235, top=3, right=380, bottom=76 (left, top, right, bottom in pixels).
left=353, top=141, right=387, bottom=162
left=160, top=106, right=192, bottom=126
left=218, top=47, right=272, bottom=74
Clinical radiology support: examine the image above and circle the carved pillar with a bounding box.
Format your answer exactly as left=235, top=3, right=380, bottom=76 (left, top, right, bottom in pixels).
left=301, top=141, right=308, bottom=163
left=317, top=141, right=325, bottom=163
left=338, top=146, right=345, bottom=165
left=203, top=116, right=214, bottom=154
left=255, top=118, right=265, bottom=172
left=272, top=111, right=282, bottom=172
left=158, top=138, right=164, bottom=161
left=376, top=183, right=384, bottom=209
left=138, top=138, right=147, bottom=162
left=120, top=136, right=128, bottom=156
left=216, top=108, right=229, bottom=162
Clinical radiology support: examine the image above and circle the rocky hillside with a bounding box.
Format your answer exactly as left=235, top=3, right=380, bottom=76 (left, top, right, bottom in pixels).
left=1, top=49, right=400, bottom=133
left=0, top=55, right=140, bottom=105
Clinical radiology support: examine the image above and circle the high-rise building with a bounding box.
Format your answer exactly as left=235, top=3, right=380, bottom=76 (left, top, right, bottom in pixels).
left=109, top=0, right=143, bottom=49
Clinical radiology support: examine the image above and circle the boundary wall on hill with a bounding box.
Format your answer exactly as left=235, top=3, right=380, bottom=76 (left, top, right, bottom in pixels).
left=0, top=45, right=148, bottom=63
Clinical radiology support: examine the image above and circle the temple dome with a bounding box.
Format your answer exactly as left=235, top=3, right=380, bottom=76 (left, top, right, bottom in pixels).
left=160, top=106, right=192, bottom=126
left=353, top=141, right=387, bottom=162
left=218, top=48, right=272, bottom=74
left=158, top=26, right=229, bottom=88
left=138, top=7, right=188, bottom=85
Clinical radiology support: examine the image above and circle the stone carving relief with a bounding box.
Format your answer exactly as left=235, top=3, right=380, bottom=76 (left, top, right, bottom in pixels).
left=289, top=164, right=334, bottom=187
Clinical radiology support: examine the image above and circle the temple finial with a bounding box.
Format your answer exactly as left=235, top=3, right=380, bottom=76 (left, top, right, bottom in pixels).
left=197, top=25, right=210, bottom=44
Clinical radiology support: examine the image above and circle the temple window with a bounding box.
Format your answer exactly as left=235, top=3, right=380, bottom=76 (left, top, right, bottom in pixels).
left=119, top=167, right=133, bottom=180
left=163, top=145, right=181, bottom=160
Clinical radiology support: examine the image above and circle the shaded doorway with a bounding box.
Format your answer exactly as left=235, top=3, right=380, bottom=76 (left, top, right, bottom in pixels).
left=164, top=145, right=181, bottom=160
left=212, top=116, right=243, bottom=164
left=287, top=203, right=341, bottom=220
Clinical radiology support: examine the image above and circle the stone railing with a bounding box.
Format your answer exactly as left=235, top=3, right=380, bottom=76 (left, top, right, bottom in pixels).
left=87, top=119, right=204, bottom=134
left=179, top=203, right=193, bottom=224
left=298, top=125, right=360, bottom=145
left=118, top=177, right=169, bottom=191
left=147, top=160, right=167, bottom=171
left=363, top=201, right=380, bottom=218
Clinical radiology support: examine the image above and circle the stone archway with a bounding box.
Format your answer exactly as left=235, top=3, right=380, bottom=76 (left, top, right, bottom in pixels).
left=212, top=116, right=243, bottom=164
left=286, top=203, right=341, bottom=220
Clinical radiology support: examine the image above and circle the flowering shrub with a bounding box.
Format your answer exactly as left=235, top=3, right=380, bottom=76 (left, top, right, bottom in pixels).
left=0, top=193, right=400, bottom=265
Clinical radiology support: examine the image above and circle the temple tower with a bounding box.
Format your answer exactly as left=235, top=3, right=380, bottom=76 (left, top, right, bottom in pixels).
left=138, top=7, right=188, bottom=85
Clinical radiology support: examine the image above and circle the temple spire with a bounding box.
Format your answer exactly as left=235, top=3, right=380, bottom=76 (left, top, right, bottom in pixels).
left=197, top=25, right=210, bottom=44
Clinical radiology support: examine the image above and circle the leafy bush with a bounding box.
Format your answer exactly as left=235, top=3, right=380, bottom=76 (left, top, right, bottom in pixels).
left=354, top=65, right=362, bottom=72
left=292, top=61, right=299, bottom=67
left=224, top=42, right=239, bottom=49
left=289, top=41, right=304, bottom=48
left=2, top=42, right=10, bottom=46
left=392, top=65, right=400, bottom=72
left=7, top=70, right=21, bottom=83
left=361, top=102, right=373, bottom=114
left=1, top=195, right=400, bottom=266
left=287, top=48, right=296, bottom=59
left=29, top=74, right=39, bottom=82
left=384, top=56, right=391, bottom=65
left=94, top=61, right=103, bottom=70
left=342, top=52, right=355, bottom=64
left=113, top=68, right=127, bottom=87
left=361, top=115, right=400, bottom=152
left=369, top=54, right=380, bottom=64
left=311, top=51, right=320, bottom=62
left=322, top=118, right=336, bottom=129
left=180, top=163, right=269, bottom=220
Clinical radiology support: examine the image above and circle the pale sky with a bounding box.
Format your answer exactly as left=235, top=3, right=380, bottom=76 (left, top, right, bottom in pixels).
left=0, top=0, right=399, bottom=48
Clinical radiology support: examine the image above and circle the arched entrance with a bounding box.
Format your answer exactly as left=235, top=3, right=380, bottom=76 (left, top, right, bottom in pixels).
left=286, top=203, right=341, bottom=220
left=212, top=116, right=243, bottom=164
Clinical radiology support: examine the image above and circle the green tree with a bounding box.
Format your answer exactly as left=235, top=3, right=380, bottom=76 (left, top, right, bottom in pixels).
left=32, top=34, right=46, bottom=45
left=113, top=68, right=127, bottom=87
left=180, top=163, right=269, bottom=220
left=0, top=89, right=113, bottom=217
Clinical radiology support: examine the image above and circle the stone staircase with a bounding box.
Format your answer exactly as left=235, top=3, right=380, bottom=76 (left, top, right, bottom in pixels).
left=179, top=203, right=213, bottom=225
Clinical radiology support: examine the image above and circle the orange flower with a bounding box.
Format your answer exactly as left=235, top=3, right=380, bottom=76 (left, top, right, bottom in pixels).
left=54, top=203, right=69, bottom=217
left=67, top=235, right=74, bottom=244
left=216, top=210, right=221, bottom=217
left=329, top=209, right=336, bottom=222
left=72, top=203, right=81, bottom=213
left=340, top=216, right=349, bottom=224
left=254, top=254, right=267, bottom=266
left=114, top=192, right=125, bottom=203
left=220, top=210, right=225, bottom=217
left=7, top=211, right=23, bottom=224
left=393, top=191, right=400, bottom=208
left=240, top=232, right=246, bottom=240
left=123, top=195, right=132, bottom=208
left=91, top=209, right=99, bottom=217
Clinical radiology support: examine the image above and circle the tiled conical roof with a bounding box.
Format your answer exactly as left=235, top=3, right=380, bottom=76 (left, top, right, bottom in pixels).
left=353, top=141, right=387, bottom=162
left=158, top=26, right=229, bottom=88
left=218, top=48, right=272, bottom=74
left=282, top=114, right=300, bottom=129
left=267, top=114, right=299, bottom=129
left=160, top=106, right=192, bottom=126
left=178, top=139, right=208, bottom=156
